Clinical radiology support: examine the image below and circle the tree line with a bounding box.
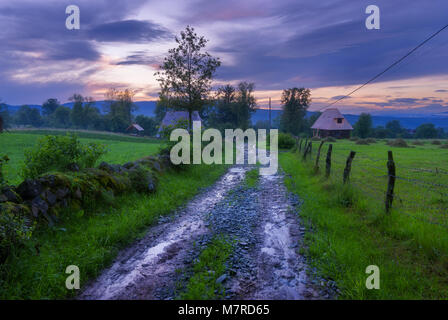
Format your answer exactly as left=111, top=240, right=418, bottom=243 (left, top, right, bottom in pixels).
left=352, top=113, right=447, bottom=139
left=0, top=91, right=158, bottom=136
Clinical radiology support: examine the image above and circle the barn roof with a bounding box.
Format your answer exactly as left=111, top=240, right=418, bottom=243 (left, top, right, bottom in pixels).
left=126, top=123, right=144, bottom=131
left=160, top=111, right=201, bottom=127
left=311, top=108, right=353, bottom=131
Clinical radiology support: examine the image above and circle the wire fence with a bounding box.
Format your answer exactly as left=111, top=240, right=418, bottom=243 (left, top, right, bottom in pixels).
left=294, top=138, right=448, bottom=229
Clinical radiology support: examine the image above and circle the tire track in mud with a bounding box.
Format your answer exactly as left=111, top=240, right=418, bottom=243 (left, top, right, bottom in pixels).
left=79, top=166, right=250, bottom=300
left=80, top=162, right=334, bottom=300
left=228, top=172, right=326, bottom=300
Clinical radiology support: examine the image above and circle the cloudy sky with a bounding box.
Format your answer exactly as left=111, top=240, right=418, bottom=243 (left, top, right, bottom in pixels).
left=1, top=0, right=448, bottom=115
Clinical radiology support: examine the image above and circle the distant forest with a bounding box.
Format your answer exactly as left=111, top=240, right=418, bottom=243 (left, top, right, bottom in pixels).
left=1, top=92, right=447, bottom=139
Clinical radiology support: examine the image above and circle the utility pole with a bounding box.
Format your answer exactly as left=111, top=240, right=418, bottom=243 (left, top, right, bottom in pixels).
left=268, top=97, right=271, bottom=132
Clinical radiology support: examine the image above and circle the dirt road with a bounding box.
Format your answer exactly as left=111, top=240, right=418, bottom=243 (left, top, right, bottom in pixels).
left=80, top=164, right=332, bottom=300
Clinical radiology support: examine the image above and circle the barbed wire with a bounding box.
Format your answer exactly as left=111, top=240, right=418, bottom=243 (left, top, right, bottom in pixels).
left=391, top=175, right=448, bottom=191
left=398, top=165, right=448, bottom=175
left=294, top=148, right=448, bottom=229
left=356, top=154, right=386, bottom=163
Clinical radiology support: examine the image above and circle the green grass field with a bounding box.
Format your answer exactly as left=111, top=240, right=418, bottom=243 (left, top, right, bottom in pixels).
left=281, top=138, right=448, bottom=299
left=0, top=130, right=228, bottom=299
left=0, top=131, right=161, bottom=185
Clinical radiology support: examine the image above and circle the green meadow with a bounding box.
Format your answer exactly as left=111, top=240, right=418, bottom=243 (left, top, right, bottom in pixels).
left=0, top=130, right=161, bottom=185
left=281, top=138, right=448, bottom=299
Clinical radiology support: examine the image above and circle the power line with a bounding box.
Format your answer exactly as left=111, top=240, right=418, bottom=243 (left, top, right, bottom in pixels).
left=317, top=23, right=448, bottom=112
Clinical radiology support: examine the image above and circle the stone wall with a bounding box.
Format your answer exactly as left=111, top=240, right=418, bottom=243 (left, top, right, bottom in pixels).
left=1, top=155, right=173, bottom=226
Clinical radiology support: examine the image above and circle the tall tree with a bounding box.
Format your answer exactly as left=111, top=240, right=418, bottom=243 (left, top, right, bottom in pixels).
left=42, top=98, right=61, bottom=117
left=207, top=83, right=256, bottom=130
left=155, top=25, right=221, bottom=131
left=280, top=88, right=311, bottom=135
left=304, top=111, right=321, bottom=135
left=15, top=105, right=43, bottom=127
left=0, top=100, right=8, bottom=131
left=104, top=89, right=136, bottom=132
left=69, top=94, right=85, bottom=128
left=50, top=106, right=72, bottom=128
left=386, top=120, right=403, bottom=138
left=353, top=113, right=373, bottom=138
left=83, top=97, right=101, bottom=129
left=416, top=123, right=438, bottom=139
left=214, top=84, right=237, bottom=127
left=234, top=82, right=257, bottom=129
left=154, top=89, right=170, bottom=124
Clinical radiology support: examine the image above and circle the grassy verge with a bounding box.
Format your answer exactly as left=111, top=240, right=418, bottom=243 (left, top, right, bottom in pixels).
left=179, top=236, right=233, bottom=300
left=280, top=151, right=448, bottom=299
left=9, top=129, right=160, bottom=144
left=0, top=163, right=228, bottom=299
left=244, top=168, right=259, bottom=188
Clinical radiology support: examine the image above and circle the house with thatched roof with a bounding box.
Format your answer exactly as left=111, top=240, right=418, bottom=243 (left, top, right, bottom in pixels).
left=311, top=108, right=353, bottom=139
left=159, top=111, right=201, bottom=131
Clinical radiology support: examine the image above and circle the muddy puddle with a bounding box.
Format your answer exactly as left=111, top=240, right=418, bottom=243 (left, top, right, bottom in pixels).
left=79, top=166, right=250, bottom=300
left=229, top=172, right=324, bottom=300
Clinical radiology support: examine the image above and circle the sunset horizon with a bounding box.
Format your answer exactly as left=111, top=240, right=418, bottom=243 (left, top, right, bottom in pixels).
left=1, top=0, right=447, bottom=116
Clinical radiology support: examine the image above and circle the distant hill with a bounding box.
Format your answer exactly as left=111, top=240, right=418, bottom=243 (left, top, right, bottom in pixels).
left=252, top=108, right=448, bottom=130
left=4, top=101, right=447, bottom=130
left=62, top=101, right=157, bottom=117
left=133, top=101, right=157, bottom=116
left=3, top=101, right=157, bottom=117
left=2, top=104, right=41, bottom=113
left=343, top=114, right=448, bottom=130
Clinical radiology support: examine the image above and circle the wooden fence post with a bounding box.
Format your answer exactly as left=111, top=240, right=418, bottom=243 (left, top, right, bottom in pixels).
left=292, top=137, right=298, bottom=152
left=385, top=150, right=396, bottom=213
left=303, top=141, right=311, bottom=160
left=303, top=138, right=308, bottom=156
left=298, top=139, right=303, bottom=152
left=314, top=140, right=325, bottom=171
left=309, top=141, right=313, bottom=159
left=325, top=144, right=333, bottom=178
left=343, top=151, right=356, bottom=184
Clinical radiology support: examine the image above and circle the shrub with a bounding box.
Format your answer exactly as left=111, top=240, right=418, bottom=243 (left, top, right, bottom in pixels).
left=127, top=165, right=158, bottom=193
left=387, top=138, right=409, bottom=148
left=311, top=136, right=321, bottom=141
left=21, top=134, right=107, bottom=179
left=412, top=140, right=424, bottom=146
left=278, top=133, right=296, bottom=149
left=325, top=137, right=337, bottom=142
left=158, top=119, right=195, bottom=169
left=431, top=140, right=441, bottom=145
left=0, top=203, right=34, bottom=263
left=356, top=139, right=370, bottom=145
left=0, top=155, right=10, bottom=186
left=350, top=136, right=359, bottom=141
left=365, top=138, right=376, bottom=144
left=440, top=144, right=448, bottom=149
